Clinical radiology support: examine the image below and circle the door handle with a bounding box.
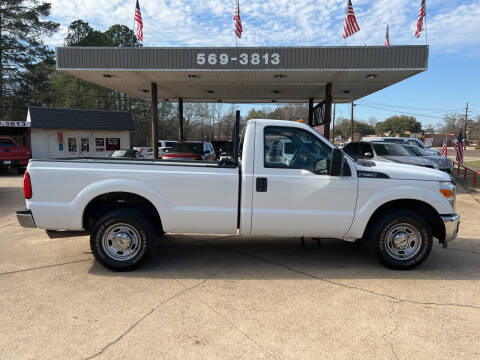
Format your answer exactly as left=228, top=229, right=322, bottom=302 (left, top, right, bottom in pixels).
left=256, top=177, right=268, bottom=192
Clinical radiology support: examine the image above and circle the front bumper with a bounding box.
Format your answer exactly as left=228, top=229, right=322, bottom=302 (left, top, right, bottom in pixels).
left=16, top=209, right=36, bottom=228
left=441, top=213, right=460, bottom=242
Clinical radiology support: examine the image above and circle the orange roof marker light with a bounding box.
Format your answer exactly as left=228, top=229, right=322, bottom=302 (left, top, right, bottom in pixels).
left=297, top=119, right=304, bottom=123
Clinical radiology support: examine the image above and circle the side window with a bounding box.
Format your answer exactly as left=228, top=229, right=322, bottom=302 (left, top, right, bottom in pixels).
left=264, top=126, right=332, bottom=174
left=359, top=143, right=373, bottom=157
left=343, top=143, right=359, bottom=157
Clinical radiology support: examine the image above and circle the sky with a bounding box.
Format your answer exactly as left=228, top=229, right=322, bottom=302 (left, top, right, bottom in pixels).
left=44, top=0, right=480, bottom=128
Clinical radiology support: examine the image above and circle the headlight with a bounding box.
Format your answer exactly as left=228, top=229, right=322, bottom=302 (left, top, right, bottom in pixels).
left=439, top=181, right=456, bottom=211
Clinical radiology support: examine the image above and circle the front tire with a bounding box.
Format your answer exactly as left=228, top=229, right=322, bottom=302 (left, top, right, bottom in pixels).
left=90, top=208, right=156, bottom=271
left=367, top=209, right=433, bottom=270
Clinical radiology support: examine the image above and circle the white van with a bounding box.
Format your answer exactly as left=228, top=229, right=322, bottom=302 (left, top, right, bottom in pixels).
left=158, top=140, right=178, bottom=156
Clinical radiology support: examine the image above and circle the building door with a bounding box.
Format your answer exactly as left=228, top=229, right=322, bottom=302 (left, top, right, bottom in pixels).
left=66, top=137, right=79, bottom=157
left=79, top=137, right=92, bottom=156
left=48, top=133, right=60, bottom=158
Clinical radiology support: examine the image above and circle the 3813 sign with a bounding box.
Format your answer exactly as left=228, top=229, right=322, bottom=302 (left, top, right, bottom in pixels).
left=0, top=121, right=30, bottom=127
left=196, top=52, right=280, bottom=66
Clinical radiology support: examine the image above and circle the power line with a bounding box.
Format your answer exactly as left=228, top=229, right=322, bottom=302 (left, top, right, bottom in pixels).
left=356, top=104, right=445, bottom=119
left=358, top=101, right=462, bottom=113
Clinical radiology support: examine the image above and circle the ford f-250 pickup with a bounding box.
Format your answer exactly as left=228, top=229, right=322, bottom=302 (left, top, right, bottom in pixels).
left=17, top=119, right=460, bottom=271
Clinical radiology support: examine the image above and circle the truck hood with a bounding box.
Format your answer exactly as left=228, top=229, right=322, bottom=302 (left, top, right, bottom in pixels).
left=379, top=155, right=437, bottom=168
left=355, top=159, right=451, bottom=182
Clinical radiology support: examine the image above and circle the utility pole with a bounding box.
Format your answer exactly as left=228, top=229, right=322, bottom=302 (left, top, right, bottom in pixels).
left=464, top=102, right=468, bottom=150
left=351, top=102, right=354, bottom=142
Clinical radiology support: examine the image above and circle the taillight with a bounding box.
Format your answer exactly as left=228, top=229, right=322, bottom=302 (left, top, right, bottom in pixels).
left=24, top=171, right=32, bottom=199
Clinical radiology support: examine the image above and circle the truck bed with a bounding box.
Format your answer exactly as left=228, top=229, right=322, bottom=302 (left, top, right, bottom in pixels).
left=27, top=158, right=239, bottom=234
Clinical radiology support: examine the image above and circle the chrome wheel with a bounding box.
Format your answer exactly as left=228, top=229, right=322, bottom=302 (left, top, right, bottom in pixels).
left=385, top=223, right=422, bottom=260
left=101, top=223, right=142, bottom=261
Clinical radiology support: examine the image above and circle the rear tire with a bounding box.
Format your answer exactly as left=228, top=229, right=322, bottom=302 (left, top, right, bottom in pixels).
left=90, top=208, right=157, bottom=271
left=367, top=209, right=432, bottom=270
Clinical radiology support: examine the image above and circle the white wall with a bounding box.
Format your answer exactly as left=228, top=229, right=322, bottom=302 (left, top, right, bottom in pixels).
left=31, top=129, right=130, bottom=159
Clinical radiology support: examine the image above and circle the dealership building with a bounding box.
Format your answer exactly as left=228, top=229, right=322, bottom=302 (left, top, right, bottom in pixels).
left=26, top=107, right=134, bottom=158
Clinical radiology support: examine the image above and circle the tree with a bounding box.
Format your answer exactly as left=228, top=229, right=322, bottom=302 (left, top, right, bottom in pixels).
left=105, top=25, right=142, bottom=47
left=64, top=20, right=112, bottom=47
left=0, top=0, right=59, bottom=117
left=368, top=116, right=378, bottom=128
left=376, top=115, right=422, bottom=136
left=423, top=124, right=436, bottom=134
left=334, top=118, right=375, bottom=140
left=246, top=109, right=267, bottom=120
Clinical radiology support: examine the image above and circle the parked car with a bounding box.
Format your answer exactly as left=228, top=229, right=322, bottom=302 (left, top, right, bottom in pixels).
left=17, top=119, right=459, bottom=272
left=110, top=149, right=143, bottom=159
left=158, top=140, right=177, bottom=156
left=162, top=141, right=216, bottom=161
left=343, top=141, right=439, bottom=169
left=402, top=145, right=454, bottom=173
left=133, top=147, right=153, bottom=159
left=362, top=136, right=441, bottom=156
left=0, top=137, right=29, bottom=173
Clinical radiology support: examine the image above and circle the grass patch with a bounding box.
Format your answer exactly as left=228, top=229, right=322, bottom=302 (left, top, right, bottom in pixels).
left=463, top=160, right=480, bottom=172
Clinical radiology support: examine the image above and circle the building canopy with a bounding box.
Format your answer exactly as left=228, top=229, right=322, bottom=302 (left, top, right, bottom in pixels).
left=56, top=46, right=428, bottom=104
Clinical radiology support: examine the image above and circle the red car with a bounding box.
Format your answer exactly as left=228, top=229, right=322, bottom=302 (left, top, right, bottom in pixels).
left=162, top=141, right=216, bottom=161
left=0, top=137, right=29, bottom=173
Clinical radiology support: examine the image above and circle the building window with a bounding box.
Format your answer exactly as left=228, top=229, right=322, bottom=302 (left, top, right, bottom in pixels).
left=80, top=138, right=90, bottom=152
left=95, top=138, right=105, bottom=152
left=68, top=138, right=77, bottom=152
left=106, top=138, right=120, bottom=151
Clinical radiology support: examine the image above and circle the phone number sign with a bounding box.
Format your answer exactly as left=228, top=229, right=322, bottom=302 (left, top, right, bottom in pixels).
left=0, top=121, right=30, bottom=127
left=196, top=52, right=280, bottom=67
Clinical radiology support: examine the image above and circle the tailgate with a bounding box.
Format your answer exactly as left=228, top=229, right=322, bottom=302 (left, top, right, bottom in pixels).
left=0, top=147, right=28, bottom=161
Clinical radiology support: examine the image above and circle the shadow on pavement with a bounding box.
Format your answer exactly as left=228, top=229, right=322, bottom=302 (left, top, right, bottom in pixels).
left=87, top=234, right=480, bottom=281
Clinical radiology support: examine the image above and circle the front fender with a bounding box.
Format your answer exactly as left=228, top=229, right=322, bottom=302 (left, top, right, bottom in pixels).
left=345, top=180, right=451, bottom=239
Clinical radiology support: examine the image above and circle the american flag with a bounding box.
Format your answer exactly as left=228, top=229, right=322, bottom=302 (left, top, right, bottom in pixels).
left=455, top=131, right=464, bottom=164
left=442, top=134, right=448, bottom=157
left=415, top=0, right=426, bottom=38
left=134, top=0, right=143, bottom=42
left=343, top=0, right=360, bottom=39
left=385, top=25, right=390, bottom=47
left=234, top=0, right=243, bottom=39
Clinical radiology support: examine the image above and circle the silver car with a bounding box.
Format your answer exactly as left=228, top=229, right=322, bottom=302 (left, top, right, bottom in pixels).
left=343, top=142, right=439, bottom=170
left=361, top=136, right=441, bottom=156
left=402, top=145, right=454, bottom=173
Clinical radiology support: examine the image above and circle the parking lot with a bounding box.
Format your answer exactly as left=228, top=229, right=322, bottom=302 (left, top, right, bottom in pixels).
left=1, top=170, right=479, bottom=360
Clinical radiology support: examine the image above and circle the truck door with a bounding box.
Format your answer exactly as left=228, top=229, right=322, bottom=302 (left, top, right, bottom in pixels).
left=251, top=124, right=357, bottom=238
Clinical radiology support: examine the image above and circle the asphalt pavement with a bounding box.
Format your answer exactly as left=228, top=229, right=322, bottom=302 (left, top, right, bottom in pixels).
left=1, top=170, right=479, bottom=360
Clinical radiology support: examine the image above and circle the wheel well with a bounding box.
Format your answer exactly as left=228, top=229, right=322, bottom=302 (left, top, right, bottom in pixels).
left=83, top=192, right=163, bottom=234
left=363, top=199, right=445, bottom=242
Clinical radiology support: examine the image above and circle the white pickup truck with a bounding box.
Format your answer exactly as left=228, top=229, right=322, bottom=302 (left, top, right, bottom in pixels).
left=17, top=119, right=459, bottom=271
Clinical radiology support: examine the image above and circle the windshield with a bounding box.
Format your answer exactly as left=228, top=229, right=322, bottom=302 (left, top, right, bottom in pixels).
left=408, top=139, right=425, bottom=148
left=405, top=146, right=427, bottom=156
left=373, top=143, right=411, bottom=156
left=170, top=143, right=203, bottom=153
